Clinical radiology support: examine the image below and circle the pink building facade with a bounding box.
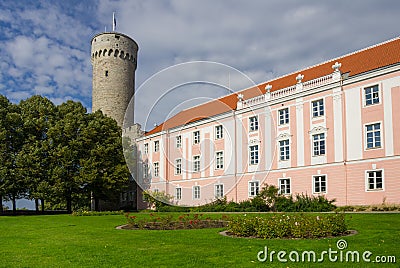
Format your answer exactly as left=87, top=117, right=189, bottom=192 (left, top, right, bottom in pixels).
left=136, top=38, right=400, bottom=207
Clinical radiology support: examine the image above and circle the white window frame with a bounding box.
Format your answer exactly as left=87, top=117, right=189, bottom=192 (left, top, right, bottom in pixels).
left=278, top=178, right=291, bottom=195
left=364, top=84, right=380, bottom=106
left=175, top=158, right=182, bottom=175
left=176, top=135, right=182, bottom=148
left=312, top=133, right=326, bottom=156
left=365, top=169, right=384, bottom=191
left=215, top=125, right=223, bottom=139
left=278, top=108, right=289, bottom=125
left=153, top=162, right=159, bottom=177
left=193, top=185, right=200, bottom=200
left=144, top=143, right=149, bottom=154
left=143, top=163, right=149, bottom=178
left=311, top=99, right=324, bottom=118
left=154, top=140, right=160, bottom=152
left=215, top=184, right=224, bottom=198
left=215, top=151, right=224, bottom=169
left=248, top=181, right=260, bottom=197
left=364, top=122, right=382, bottom=150
left=313, top=175, right=327, bottom=194
left=193, top=131, right=200, bottom=144
left=249, top=145, right=259, bottom=165
left=175, top=187, right=182, bottom=200
left=249, top=116, right=259, bottom=131
left=279, top=139, right=290, bottom=161
left=193, top=155, right=200, bottom=172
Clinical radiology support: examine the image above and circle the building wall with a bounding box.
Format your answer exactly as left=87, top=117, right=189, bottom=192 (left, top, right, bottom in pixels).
left=136, top=64, right=400, bottom=207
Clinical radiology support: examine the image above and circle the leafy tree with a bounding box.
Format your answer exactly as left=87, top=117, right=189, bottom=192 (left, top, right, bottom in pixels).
left=17, top=96, right=56, bottom=212
left=47, top=101, right=88, bottom=213
left=79, top=111, right=129, bottom=211
left=0, top=96, right=26, bottom=214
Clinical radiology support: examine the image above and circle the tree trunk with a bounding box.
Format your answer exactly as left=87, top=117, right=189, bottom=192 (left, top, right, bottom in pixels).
left=35, top=199, right=39, bottom=213
left=0, top=194, right=3, bottom=214
left=95, top=197, right=99, bottom=211
left=12, top=195, right=16, bottom=215
left=41, top=199, right=45, bottom=212
left=66, top=193, right=72, bottom=214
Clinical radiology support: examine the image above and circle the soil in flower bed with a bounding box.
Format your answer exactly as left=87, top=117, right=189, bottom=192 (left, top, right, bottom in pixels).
left=119, top=220, right=229, bottom=230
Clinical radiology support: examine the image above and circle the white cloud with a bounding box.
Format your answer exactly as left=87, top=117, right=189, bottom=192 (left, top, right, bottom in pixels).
left=0, top=0, right=399, bottom=128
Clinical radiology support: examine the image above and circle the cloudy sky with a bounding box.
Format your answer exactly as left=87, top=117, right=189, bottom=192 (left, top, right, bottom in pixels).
left=1, top=0, right=400, bottom=131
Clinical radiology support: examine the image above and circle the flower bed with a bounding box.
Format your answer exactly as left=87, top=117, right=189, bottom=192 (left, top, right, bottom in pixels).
left=123, top=213, right=230, bottom=230
left=227, top=213, right=347, bottom=239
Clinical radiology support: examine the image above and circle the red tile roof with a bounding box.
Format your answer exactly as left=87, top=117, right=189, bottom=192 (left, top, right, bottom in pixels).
left=145, top=37, right=400, bottom=136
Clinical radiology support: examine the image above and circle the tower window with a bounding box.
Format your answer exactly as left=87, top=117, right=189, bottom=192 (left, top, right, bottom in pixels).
left=105, top=70, right=109, bottom=77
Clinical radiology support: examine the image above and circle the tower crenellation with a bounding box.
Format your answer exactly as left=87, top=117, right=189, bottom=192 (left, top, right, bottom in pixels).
left=91, top=32, right=138, bottom=127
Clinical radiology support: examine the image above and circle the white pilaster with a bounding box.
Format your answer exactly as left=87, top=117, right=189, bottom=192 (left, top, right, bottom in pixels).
left=296, top=98, right=304, bottom=166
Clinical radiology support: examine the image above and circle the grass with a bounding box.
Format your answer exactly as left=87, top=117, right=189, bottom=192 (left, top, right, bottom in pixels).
left=0, top=213, right=399, bottom=267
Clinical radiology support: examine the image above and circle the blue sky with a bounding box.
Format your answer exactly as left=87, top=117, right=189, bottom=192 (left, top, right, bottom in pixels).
left=1, top=0, right=400, bottom=131
left=1, top=0, right=399, bottom=209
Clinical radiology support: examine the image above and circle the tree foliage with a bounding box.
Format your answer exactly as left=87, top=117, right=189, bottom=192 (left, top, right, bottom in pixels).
left=0, top=95, right=130, bottom=213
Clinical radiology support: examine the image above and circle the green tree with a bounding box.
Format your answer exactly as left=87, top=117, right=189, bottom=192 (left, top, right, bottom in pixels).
left=17, top=96, right=56, bottom=212
left=0, top=96, right=26, bottom=214
left=79, top=111, right=130, bottom=211
left=47, top=101, right=88, bottom=213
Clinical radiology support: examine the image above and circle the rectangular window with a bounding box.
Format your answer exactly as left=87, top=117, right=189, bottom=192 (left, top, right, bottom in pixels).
left=215, top=151, right=224, bottom=169
left=144, top=143, right=148, bottom=154
left=248, top=181, right=260, bottom=197
left=153, top=162, right=159, bottom=177
left=365, top=123, right=381, bottom=149
left=193, top=186, right=200, bottom=200
left=366, top=170, right=383, bottom=191
left=313, top=175, right=327, bottom=193
left=365, top=85, right=380, bottom=106
left=278, top=108, right=289, bottom=125
left=215, top=184, right=224, bottom=198
left=249, top=145, right=259, bottom=165
left=279, top=178, right=291, bottom=195
left=215, top=125, right=223, bottom=139
left=313, top=133, right=326, bottom=156
left=249, top=116, right=259, bottom=131
left=154, top=140, right=159, bottom=152
left=312, top=99, right=324, bottom=117
left=193, top=131, right=200, bottom=144
left=176, top=135, right=182, bottom=148
left=175, top=187, right=182, bottom=200
left=279, top=139, right=290, bottom=161
left=193, top=155, right=200, bottom=172
left=143, top=163, right=149, bottom=178
left=175, top=159, right=182, bottom=175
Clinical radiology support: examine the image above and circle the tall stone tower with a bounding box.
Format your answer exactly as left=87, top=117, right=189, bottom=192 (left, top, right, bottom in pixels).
left=91, top=32, right=138, bottom=127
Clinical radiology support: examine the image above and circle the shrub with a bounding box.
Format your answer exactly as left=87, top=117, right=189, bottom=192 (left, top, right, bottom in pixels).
left=72, top=210, right=124, bottom=216
left=124, top=213, right=230, bottom=230
left=228, top=213, right=347, bottom=239
left=141, top=184, right=337, bottom=212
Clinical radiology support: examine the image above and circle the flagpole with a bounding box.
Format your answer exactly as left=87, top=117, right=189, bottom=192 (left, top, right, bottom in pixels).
left=112, top=12, right=116, bottom=32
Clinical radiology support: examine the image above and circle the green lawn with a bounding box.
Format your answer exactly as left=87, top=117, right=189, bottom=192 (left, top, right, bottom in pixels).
left=0, top=213, right=399, bottom=267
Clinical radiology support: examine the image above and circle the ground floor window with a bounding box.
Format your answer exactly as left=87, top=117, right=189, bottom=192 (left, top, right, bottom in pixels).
left=279, top=178, right=291, bottom=195
left=215, top=184, right=224, bottom=198
left=175, top=187, right=182, bottom=200
left=366, top=170, right=383, bottom=191
left=193, top=186, right=200, bottom=199
left=248, top=181, right=260, bottom=197
left=313, top=175, right=327, bottom=193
